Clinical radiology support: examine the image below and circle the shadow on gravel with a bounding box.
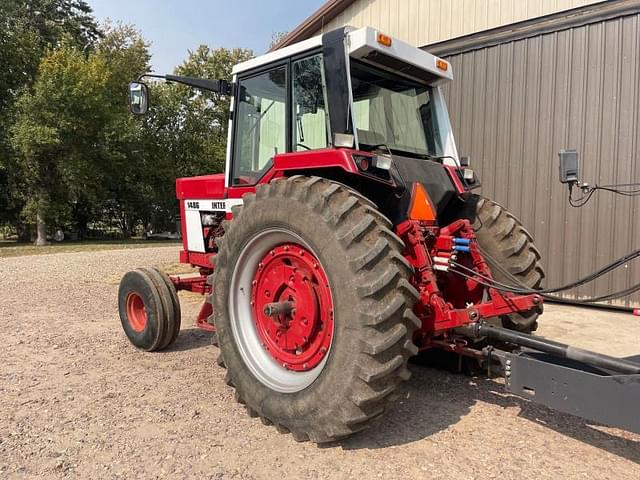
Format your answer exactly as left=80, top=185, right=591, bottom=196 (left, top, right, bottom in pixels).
left=341, top=359, right=640, bottom=464
left=166, top=328, right=213, bottom=352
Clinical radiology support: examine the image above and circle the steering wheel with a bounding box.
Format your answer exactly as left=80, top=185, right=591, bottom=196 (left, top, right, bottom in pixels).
left=297, top=143, right=312, bottom=151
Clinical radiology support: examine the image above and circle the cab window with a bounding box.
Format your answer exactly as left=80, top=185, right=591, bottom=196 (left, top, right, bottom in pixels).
left=232, top=66, right=286, bottom=185
left=292, top=54, right=329, bottom=151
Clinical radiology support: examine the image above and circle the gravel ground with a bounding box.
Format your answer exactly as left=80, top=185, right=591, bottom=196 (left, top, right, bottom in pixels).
left=1, top=245, right=639, bottom=479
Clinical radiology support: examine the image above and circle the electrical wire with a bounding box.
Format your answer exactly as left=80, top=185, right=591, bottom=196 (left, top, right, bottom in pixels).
left=569, top=182, right=640, bottom=207
left=476, top=246, right=640, bottom=303
left=447, top=264, right=640, bottom=303
left=444, top=244, right=640, bottom=303
left=448, top=246, right=640, bottom=295
left=476, top=243, right=632, bottom=299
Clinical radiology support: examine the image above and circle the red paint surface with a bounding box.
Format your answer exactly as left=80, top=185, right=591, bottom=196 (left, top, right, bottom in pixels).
left=251, top=243, right=334, bottom=371
left=396, top=219, right=541, bottom=346
left=125, top=292, right=147, bottom=333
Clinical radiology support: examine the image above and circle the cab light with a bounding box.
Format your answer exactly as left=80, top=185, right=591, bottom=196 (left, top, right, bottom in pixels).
left=408, top=183, right=437, bottom=222
left=377, top=32, right=393, bottom=47
left=357, top=156, right=370, bottom=170
left=372, top=154, right=392, bottom=170
left=436, top=59, right=449, bottom=71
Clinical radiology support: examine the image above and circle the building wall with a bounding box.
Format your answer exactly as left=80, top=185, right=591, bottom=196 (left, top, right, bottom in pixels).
left=318, top=0, right=603, bottom=46
left=440, top=11, right=640, bottom=306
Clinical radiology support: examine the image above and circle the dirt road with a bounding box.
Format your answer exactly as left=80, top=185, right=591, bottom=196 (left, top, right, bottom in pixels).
left=1, top=246, right=639, bottom=479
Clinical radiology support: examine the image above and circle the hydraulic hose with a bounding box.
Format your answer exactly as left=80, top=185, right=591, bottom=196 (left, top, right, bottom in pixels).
left=448, top=244, right=640, bottom=303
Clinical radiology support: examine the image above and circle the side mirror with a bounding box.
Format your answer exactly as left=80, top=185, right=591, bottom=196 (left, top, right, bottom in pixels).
left=128, top=82, right=149, bottom=115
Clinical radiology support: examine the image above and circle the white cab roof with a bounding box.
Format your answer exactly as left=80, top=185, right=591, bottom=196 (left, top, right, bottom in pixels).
left=232, top=26, right=453, bottom=83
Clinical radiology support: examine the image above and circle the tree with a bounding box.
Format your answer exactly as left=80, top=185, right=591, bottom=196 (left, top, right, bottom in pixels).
left=0, top=0, right=99, bottom=114
left=269, top=31, right=289, bottom=50
left=122, top=46, right=253, bottom=233
left=87, top=23, right=151, bottom=237
left=0, top=0, right=100, bottom=238
left=3, top=11, right=254, bottom=242
left=9, top=44, right=111, bottom=244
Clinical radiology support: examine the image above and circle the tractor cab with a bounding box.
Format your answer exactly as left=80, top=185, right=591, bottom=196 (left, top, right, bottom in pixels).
left=226, top=26, right=458, bottom=185
left=130, top=26, right=474, bottom=264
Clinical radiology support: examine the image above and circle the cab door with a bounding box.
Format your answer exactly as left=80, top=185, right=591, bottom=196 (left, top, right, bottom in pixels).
left=230, top=65, right=288, bottom=186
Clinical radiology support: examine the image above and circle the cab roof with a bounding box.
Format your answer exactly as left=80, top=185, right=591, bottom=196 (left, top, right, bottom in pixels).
left=231, top=26, right=453, bottom=84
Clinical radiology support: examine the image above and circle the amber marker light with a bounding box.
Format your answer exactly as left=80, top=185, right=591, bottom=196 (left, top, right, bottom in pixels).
left=436, top=59, right=449, bottom=71
left=377, top=32, right=393, bottom=47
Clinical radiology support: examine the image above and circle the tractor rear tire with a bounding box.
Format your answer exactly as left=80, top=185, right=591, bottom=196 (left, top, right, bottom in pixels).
left=210, top=176, right=420, bottom=443
left=462, top=195, right=545, bottom=333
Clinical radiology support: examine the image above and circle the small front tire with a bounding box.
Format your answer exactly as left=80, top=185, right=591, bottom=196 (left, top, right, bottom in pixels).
left=118, top=268, right=181, bottom=351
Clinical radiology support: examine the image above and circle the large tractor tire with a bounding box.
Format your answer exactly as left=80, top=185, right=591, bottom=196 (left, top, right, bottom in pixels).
left=210, top=176, right=420, bottom=443
left=462, top=195, right=545, bottom=333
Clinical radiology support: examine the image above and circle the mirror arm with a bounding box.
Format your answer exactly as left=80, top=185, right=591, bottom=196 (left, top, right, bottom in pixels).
left=137, top=74, right=232, bottom=95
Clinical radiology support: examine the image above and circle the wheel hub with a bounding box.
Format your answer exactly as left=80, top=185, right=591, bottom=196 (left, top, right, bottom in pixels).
left=251, top=243, right=333, bottom=371
left=126, top=292, right=147, bottom=332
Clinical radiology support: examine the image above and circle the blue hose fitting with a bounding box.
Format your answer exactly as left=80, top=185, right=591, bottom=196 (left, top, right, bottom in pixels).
left=453, top=238, right=471, bottom=246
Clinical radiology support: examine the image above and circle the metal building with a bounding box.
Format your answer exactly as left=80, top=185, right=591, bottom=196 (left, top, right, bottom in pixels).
left=276, top=0, right=640, bottom=307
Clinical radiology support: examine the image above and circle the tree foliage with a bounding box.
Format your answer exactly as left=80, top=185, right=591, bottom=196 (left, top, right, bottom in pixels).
left=269, top=31, right=289, bottom=50
left=0, top=0, right=100, bottom=113
left=125, top=46, right=253, bottom=234
left=0, top=0, right=100, bottom=236
left=1, top=3, right=254, bottom=242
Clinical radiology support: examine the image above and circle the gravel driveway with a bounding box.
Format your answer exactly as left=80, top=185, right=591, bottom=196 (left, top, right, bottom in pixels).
left=1, top=246, right=639, bottom=479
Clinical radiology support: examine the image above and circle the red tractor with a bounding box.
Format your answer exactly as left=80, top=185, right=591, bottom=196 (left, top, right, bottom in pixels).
left=120, top=27, right=640, bottom=442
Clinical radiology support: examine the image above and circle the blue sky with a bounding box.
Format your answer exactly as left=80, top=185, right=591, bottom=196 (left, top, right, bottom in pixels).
left=88, top=0, right=325, bottom=73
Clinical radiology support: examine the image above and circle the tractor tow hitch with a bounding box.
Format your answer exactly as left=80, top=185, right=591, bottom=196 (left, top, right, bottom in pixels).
left=456, top=321, right=640, bottom=434
left=457, top=321, right=640, bottom=374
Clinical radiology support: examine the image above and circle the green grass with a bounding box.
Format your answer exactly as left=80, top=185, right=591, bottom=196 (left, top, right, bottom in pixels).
left=0, top=239, right=181, bottom=258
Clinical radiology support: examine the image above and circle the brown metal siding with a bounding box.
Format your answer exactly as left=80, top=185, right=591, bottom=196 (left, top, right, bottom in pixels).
left=441, top=12, right=640, bottom=306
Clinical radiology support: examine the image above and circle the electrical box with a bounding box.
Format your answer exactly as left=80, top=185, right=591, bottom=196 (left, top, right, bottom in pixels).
left=559, top=149, right=579, bottom=184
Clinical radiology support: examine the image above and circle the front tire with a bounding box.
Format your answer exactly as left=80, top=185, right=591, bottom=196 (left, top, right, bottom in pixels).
left=118, top=268, right=181, bottom=351
left=211, top=177, right=420, bottom=442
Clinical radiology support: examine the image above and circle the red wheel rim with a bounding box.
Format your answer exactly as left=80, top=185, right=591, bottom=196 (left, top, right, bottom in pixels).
left=251, top=243, right=334, bottom=372
left=126, top=292, right=148, bottom=332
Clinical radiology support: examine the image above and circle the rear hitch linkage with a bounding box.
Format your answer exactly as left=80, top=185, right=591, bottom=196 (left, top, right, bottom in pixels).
left=455, top=320, right=640, bottom=434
